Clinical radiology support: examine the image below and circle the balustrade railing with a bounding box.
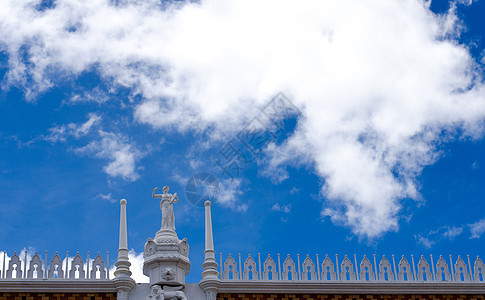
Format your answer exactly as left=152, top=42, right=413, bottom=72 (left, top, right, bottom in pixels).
left=219, top=253, right=485, bottom=283
left=0, top=250, right=110, bottom=280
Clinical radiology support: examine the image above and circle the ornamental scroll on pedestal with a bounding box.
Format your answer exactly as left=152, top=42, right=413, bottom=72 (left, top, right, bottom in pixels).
left=143, top=186, right=190, bottom=300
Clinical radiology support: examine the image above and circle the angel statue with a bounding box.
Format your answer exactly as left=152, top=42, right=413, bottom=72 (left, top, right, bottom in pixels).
left=153, top=186, right=179, bottom=231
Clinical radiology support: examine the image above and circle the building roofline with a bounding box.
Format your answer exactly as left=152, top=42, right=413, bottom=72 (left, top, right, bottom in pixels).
left=0, top=280, right=117, bottom=293
left=218, top=281, right=485, bottom=295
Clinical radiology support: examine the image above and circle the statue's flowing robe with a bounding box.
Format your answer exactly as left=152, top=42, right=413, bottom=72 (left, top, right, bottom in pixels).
left=161, top=198, right=175, bottom=230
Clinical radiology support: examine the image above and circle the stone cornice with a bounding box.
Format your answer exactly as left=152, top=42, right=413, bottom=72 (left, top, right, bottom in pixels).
left=0, top=280, right=116, bottom=293
left=218, top=281, right=485, bottom=294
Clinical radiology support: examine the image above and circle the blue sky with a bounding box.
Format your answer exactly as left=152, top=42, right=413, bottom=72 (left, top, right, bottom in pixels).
left=0, top=0, right=485, bottom=283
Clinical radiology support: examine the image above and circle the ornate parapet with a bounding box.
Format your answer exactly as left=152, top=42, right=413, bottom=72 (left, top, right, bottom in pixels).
left=0, top=250, right=111, bottom=280
left=217, top=253, right=485, bottom=284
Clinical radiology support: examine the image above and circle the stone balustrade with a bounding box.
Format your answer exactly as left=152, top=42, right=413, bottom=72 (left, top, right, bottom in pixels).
left=219, top=253, right=485, bottom=283
left=0, top=250, right=110, bottom=280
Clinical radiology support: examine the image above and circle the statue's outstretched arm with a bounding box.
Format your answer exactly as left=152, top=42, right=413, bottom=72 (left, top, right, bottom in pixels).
left=152, top=187, right=163, bottom=198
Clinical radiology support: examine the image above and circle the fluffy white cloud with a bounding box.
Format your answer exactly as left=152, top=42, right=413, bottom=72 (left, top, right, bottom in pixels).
left=1, top=0, right=485, bottom=237
left=75, top=131, right=142, bottom=181
left=41, top=114, right=143, bottom=182
left=217, top=178, right=247, bottom=212
left=469, top=219, right=485, bottom=239
left=109, top=250, right=148, bottom=283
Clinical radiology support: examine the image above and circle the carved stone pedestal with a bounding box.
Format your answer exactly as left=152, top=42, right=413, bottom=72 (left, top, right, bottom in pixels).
left=143, top=230, right=190, bottom=299
left=143, top=229, right=190, bottom=287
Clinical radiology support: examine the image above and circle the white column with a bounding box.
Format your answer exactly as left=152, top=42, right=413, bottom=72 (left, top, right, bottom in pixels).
left=113, top=199, right=135, bottom=300
left=202, top=200, right=219, bottom=279
left=199, top=201, right=221, bottom=300
left=119, top=200, right=128, bottom=253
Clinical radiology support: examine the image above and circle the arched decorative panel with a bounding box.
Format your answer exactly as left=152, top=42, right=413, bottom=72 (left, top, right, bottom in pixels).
left=48, top=252, right=64, bottom=279
left=417, top=256, right=432, bottom=281
left=282, top=255, right=298, bottom=281
left=263, top=255, right=277, bottom=280
left=144, top=239, right=157, bottom=257
left=6, top=252, right=22, bottom=279
left=69, top=252, right=85, bottom=279
left=474, top=256, right=484, bottom=282
left=302, top=255, right=317, bottom=281
left=454, top=256, right=470, bottom=282
left=242, top=254, right=258, bottom=280
left=378, top=256, right=394, bottom=281
left=26, top=252, right=43, bottom=279
left=321, top=255, right=337, bottom=281
left=359, top=256, right=375, bottom=281
left=340, top=255, right=356, bottom=281
left=436, top=255, right=451, bottom=282
left=90, top=252, right=106, bottom=280
left=398, top=256, right=413, bottom=281
left=222, top=254, right=239, bottom=280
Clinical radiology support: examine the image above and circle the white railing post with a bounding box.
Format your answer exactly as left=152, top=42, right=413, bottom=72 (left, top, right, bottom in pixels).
left=23, top=250, right=28, bottom=279
left=65, top=251, right=69, bottom=279
left=449, top=255, right=454, bottom=281
left=392, top=255, right=397, bottom=281
left=2, top=251, right=6, bottom=279
left=277, top=254, right=281, bottom=280
left=335, top=254, right=340, bottom=280
left=354, top=254, right=359, bottom=281
left=374, top=254, right=378, bottom=281
left=316, top=254, right=320, bottom=281
left=411, top=255, right=417, bottom=281
left=106, top=251, right=110, bottom=280
left=87, top=251, right=90, bottom=280
left=467, top=254, right=473, bottom=281
left=238, top=253, right=242, bottom=280
left=297, top=254, right=301, bottom=280
left=44, top=251, right=48, bottom=279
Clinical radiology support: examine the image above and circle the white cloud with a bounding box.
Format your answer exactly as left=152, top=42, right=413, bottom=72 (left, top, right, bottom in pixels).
left=217, top=178, right=244, bottom=208
left=67, top=88, right=110, bottom=105
left=41, top=114, right=143, bottom=182
left=442, top=225, right=463, bottom=239
left=415, top=234, right=436, bottom=249
left=44, top=113, right=101, bottom=143
left=469, top=219, right=485, bottom=239
left=75, top=131, right=142, bottom=181
left=415, top=225, right=463, bottom=248
left=1, top=0, right=485, bottom=237
left=94, top=193, right=117, bottom=204
left=272, top=203, right=291, bottom=213
left=108, top=249, right=148, bottom=283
